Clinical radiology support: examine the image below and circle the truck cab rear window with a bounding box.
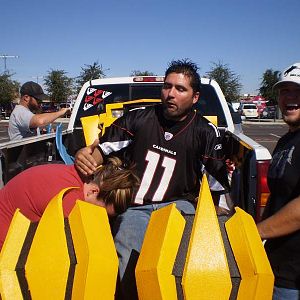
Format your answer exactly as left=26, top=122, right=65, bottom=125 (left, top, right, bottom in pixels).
left=195, top=84, right=227, bottom=127
left=75, top=84, right=162, bottom=126
left=75, top=83, right=227, bottom=127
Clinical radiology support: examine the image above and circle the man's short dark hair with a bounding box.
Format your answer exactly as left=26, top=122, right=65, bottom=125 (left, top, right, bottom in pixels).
left=165, top=59, right=201, bottom=93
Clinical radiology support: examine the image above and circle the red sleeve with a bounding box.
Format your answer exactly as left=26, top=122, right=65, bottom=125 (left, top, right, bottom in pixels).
left=2, top=164, right=84, bottom=221
left=62, top=189, right=85, bottom=216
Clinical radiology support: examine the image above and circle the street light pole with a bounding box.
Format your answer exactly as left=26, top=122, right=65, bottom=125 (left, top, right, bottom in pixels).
left=0, top=55, right=19, bottom=73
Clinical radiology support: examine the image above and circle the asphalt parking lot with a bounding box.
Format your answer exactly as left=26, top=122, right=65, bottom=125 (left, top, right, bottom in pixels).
left=242, top=119, right=288, bottom=153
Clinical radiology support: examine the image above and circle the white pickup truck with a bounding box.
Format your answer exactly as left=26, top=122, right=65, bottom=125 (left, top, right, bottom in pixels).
left=0, top=76, right=271, bottom=221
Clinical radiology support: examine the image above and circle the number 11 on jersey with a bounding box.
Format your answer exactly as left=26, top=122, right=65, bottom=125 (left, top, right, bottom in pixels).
left=134, top=150, right=176, bottom=204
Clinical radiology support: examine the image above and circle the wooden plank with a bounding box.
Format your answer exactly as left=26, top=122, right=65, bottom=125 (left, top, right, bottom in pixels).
left=182, top=175, right=232, bottom=300
left=69, top=200, right=118, bottom=299
left=135, top=203, right=185, bottom=300
left=0, top=210, right=30, bottom=300
left=25, top=188, right=75, bottom=300
left=225, top=207, right=274, bottom=300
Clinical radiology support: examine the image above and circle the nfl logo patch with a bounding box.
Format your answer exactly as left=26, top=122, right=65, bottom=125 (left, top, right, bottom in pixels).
left=164, top=132, right=173, bottom=141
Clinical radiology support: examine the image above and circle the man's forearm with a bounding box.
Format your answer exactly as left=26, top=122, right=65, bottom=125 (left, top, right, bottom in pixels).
left=257, top=195, right=300, bottom=239
left=30, top=110, right=66, bottom=127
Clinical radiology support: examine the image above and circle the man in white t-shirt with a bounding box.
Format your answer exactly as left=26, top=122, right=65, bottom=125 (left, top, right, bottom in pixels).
left=8, top=81, right=70, bottom=140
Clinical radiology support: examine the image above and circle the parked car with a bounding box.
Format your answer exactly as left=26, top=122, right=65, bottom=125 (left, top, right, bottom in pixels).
left=261, top=106, right=277, bottom=119
left=238, top=103, right=259, bottom=119
left=41, top=103, right=58, bottom=113
left=1, top=103, right=15, bottom=120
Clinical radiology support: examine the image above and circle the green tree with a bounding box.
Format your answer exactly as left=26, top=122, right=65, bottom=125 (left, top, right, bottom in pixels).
left=0, top=72, right=20, bottom=107
left=76, top=62, right=107, bottom=92
left=206, top=62, right=242, bottom=103
left=44, top=69, right=73, bottom=103
left=130, top=70, right=155, bottom=76
left=259, top=69, right=280, bottom=103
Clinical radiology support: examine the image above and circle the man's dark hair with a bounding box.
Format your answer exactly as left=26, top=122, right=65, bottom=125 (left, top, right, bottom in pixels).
left=165, top=59, right=201, bottom=93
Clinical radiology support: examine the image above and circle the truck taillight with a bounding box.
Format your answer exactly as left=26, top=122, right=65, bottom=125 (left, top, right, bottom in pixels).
left=133, top=76, right=164, bottom=82
left=256, top=160, right=270, bottom=222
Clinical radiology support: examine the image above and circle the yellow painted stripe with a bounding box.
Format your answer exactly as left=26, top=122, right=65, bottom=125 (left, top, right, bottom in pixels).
left=182, top=174, right=232, bottom=300
left=99, top=99, right=161, bottom=135
left=204, top=115, right=218, bottom=126
left=135, top=203, right=185, bottom=300
left=69, top=200, right=118, bottom=300
left=0, top=210, right=30, bottom=300
left=225, top=207, right=274, bottom=299
left=25, top=187, right=76, bottom=300
left=80, top=115, right=101, bottom=146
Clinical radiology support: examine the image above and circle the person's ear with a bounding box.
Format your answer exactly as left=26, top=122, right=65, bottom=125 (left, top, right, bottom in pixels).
left=87, top=184, right=100, bottom=196
left=23, top=95, right=30, bottom=103
left=84, top=183, right=100, bottom=204
left=193, top=91, right=200, bottom=104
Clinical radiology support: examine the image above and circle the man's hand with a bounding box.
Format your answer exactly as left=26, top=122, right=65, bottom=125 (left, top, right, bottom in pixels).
left=59, top=107, right=71, bottom=116
left=215, top=205, right=230, bottom=216
left=75, top=139, right=100, bottom=176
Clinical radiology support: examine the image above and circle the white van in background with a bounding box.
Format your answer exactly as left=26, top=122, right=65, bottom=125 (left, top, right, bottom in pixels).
left=239, top=103, right=259, bottom=119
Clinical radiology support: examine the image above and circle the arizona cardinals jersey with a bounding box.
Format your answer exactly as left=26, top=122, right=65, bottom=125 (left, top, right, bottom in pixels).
left=99, top=105, right=228, bottom=205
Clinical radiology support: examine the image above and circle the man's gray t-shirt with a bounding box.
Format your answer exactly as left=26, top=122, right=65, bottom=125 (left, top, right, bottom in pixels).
left=8, top=105, right=40, bottom=140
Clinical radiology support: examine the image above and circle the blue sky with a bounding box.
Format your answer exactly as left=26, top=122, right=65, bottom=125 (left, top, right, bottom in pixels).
left=1, top=0, right=299, bottom=95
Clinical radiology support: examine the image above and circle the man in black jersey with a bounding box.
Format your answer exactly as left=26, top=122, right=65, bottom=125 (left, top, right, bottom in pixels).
left=75, top=59, right=229, bottom=299
left=257, top=62, right=300, bottom=300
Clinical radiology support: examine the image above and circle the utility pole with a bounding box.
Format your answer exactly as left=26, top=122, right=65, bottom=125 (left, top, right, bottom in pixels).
left=0, top=54, right=19, bottom=73
left=32, top=75, right=44, bottom=84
